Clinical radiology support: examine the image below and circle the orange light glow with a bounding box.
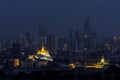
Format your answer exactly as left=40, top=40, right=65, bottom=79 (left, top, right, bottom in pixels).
left=14, top=58, right=20, bottom=67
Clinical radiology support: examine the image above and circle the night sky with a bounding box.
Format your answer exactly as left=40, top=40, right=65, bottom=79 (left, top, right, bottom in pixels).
left=0, top=0, right=120, bottom=39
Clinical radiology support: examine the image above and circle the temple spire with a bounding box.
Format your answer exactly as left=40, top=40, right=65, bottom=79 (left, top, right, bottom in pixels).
left=101, top=56, right=105, bottom=63
left=41, top=44, right=45, bottom=52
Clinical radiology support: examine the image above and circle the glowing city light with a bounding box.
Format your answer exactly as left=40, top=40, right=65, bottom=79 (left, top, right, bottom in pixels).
left=14, top=58, right=20, bottom=67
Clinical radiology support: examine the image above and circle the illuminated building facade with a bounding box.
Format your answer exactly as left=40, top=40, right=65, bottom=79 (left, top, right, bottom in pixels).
left=69, top=63, right=76, bottom=69
left=14, top=58, right=20, bottom=68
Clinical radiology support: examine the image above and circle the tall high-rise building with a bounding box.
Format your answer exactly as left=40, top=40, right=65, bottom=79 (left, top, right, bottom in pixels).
left=46, top=35, right=55, bottom=52
left=25, top=32, right=33, bottom=47
left=68, top=29, right=75, bottom=51
left=17, top=33, right=29, bottom=52
left=75, top=30, right=80, bottom=51
left=82, top=17, right=97, bottom=51
left=113, top=36, right=120, bottom=51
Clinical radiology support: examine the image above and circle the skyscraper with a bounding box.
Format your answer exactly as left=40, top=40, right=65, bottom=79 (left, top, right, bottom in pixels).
left=112, top=36, right=120, bottom=51
left=68, top=29, right=74, bottom=52
left=75, top=30, right=80, bottom=51
left=82, top=17, right=97, bottom=51
left=46, top=35, right=55, bottom=52
left=17, top=33, right=28, bottom=52
left=25, top=32, right=34, bottom=47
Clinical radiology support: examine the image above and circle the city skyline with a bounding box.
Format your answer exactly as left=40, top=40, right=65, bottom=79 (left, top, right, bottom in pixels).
left=0, top=1, right=120, bottom=80
left=0, top=16, right=119, bottom=39
left=0, top=0, right=120, bottom=38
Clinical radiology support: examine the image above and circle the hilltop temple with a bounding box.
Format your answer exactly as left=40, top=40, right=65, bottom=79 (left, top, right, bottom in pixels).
left=35, top=44, right=53, bottom=61
left=24, top=44, right=53, bottom=68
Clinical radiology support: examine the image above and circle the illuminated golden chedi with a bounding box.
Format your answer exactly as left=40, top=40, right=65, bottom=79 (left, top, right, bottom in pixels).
left=101, top=56, right=105, bottom=63
left=37, top=44, right=49, bottom=56
left=97, top=56, right=108, bottom=66
left=35, top=44, right=53, bottom=61
left=86, top=56, right=108, bottom=69
left=94, top=56, right=108, bottom=68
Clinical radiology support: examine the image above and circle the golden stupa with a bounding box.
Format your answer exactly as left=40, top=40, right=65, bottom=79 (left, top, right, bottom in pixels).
left=92, top=56, right=109, bottom=68
left=97, top=56, right=108, bottom=66
left=28, top=44, right=53, bottom=62
left=86, top=56, right=109, bottom=69
left=37, top=44, right=49, bottom=56
left=35, top=44, right=53, bottom=61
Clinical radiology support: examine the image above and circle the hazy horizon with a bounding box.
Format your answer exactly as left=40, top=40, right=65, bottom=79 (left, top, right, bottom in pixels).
left=0, top=0, right=120, bottom=39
